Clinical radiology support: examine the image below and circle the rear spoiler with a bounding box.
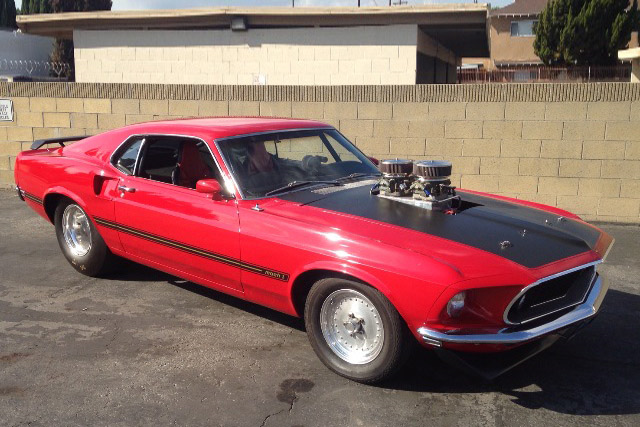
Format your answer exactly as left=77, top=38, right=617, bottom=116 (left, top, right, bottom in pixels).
left=30, top=135, right=86, bottom=150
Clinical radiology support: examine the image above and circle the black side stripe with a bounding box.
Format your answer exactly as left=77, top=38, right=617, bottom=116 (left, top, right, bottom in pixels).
left=94, top=217, right=290, bottom=282
left=23, top=191, right=43, bottom=204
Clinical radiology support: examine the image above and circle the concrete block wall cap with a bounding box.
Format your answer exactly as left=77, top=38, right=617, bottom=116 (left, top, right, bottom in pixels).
left=618, top=48, right=640, bottom=60
left=4, top=82, right=640, bottom=103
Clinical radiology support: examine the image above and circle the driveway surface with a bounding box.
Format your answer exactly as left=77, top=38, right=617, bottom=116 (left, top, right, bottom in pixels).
left=1, top=190, right=639, bottom=426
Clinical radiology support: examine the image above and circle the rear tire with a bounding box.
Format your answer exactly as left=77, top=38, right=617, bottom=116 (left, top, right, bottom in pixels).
left=304, top=277, right=410, bottom=384
left=54, top=199, right=119, bottom=277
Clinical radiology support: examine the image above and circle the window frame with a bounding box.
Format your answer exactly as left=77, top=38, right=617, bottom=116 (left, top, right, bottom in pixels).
left=109, top=133, right=229, bottom=194
left=110, top=136, right=146, bottom=175
left=510, top=20, right=537, bottom=38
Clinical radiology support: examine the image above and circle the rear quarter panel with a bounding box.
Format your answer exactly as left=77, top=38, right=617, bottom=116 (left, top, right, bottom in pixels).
left=15, top=144, right=123, bottom=252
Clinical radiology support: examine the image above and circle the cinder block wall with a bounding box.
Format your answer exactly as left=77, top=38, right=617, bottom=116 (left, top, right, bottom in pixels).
left=1, top=82, right=639, bottom=223
left=74, top=26, right=418, bottom=85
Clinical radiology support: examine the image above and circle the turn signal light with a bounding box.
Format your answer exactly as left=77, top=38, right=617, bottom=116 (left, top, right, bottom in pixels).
left=446, top=291, right=466, bottom=317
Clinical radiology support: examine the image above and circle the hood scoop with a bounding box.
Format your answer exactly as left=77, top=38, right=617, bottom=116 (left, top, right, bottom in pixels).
left=373, top=159, right=459, bottom=212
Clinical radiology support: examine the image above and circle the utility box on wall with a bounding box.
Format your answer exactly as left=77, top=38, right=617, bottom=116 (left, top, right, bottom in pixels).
left=0, top=99, right=13, bottom=121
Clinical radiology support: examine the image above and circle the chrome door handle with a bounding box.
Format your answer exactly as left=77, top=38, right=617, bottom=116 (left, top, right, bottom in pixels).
left=118, top=185, right=136, bottom=193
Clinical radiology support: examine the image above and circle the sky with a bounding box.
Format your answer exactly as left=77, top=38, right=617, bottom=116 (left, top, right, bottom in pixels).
left=14, top=0, right=515, bottom=11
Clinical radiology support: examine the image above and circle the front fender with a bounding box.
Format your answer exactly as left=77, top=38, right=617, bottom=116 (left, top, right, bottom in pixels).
left=289, top=259, right=450, bottom=335
left=290, top=260, right=394, bottom=298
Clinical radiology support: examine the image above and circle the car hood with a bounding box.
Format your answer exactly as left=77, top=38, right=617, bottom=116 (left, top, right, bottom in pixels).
left=272, top=180, right=605, bottom=275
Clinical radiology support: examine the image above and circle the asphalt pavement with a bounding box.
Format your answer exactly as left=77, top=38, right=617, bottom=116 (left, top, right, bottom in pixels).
left=1, top=189, right=639, bottom=426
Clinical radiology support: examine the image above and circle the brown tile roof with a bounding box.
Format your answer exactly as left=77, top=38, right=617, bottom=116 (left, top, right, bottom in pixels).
left=491, top=0, right=549, bottom=17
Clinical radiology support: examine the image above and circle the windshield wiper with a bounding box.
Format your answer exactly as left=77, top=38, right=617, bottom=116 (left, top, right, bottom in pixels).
left=336, top=172, right=380, bottom=182
left=265, top=180, right=343, bottom=197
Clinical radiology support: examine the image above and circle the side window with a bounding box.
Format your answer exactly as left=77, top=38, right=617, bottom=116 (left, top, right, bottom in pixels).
left=510, top=22, right=519, bottom=37
left=137, top=137, right=220, bottom=189
left=112, top=137, right=144, bottom=175
left=138, top=138, right=181, bottom=184
left=511, top=20, right=535, bottom=37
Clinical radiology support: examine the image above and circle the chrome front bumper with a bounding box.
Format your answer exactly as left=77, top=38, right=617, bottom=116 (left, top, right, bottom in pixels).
left=16, top=185, right=25, bottom=201
left=417, top=274, right=608, bottom=347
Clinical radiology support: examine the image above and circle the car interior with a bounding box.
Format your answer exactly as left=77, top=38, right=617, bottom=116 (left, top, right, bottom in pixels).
left=114, top=136, right=223, bottom=190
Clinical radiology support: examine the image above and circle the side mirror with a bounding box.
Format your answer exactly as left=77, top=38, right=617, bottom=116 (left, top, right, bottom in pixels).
left=196, top=179, right=223, bottom=200
left=368, top=156, right=379, bottom=166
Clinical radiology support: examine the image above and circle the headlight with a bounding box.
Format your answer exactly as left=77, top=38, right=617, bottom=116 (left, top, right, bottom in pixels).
left=446, top=291, right=466, bottom=317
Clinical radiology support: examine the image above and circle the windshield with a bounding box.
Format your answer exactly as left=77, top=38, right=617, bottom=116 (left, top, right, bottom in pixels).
left=216, top=129, right=379, bottom=199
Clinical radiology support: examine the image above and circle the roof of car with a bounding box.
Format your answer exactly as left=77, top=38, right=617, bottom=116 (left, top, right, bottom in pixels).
left=126, top=117, right=332, bottom=140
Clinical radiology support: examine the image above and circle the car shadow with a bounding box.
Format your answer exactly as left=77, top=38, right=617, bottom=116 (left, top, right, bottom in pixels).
left=106, top=262, right=640, bottom=416
left=107, top=260, right=305, bottom=332
left=106, top=259, right=175, bottom=282
left=385, top=288, right=640, bottom=416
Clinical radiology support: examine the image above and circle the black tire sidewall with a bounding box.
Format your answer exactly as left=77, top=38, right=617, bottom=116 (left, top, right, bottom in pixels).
left=54, top=199, right=110, bottom=277
left=304, top=277, right=407, bottom=383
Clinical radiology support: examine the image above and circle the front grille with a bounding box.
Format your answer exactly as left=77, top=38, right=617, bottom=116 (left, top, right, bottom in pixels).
left=506, top=265, right=597, bottom=325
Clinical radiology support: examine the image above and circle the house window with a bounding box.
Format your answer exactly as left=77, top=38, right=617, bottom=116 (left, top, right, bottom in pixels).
left=511, top=20, right=537, bottom=37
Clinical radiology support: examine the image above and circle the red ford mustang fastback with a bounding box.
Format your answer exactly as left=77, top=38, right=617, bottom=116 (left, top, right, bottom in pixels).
left=14, top=117, right=614, bottom=383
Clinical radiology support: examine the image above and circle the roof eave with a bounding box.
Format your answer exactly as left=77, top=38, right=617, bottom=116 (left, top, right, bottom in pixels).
left=491, top=12, right=541, bottom=18
left=17, top=5, right=489, bottom=39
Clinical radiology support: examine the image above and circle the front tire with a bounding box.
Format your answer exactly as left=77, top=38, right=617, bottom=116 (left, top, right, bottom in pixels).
left=304, top=277, right=410, bottom=383
left=54, top=199, right=118, bottom=277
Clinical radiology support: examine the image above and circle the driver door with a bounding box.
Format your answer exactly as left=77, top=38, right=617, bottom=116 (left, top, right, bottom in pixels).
left=112, top=135, right=242, bottom=293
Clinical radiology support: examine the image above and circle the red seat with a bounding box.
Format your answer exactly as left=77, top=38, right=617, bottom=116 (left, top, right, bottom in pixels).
left=177, top=143, right=212, bottom=189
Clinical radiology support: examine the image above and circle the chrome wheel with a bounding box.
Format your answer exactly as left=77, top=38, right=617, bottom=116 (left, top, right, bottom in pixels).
left=320, top=289, right=385, bottom=364
left=61, top=204, right=92, bottom=257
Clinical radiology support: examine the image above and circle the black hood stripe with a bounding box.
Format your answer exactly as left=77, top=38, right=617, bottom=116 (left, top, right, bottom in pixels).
left=279, top=186, right=601, bottom=269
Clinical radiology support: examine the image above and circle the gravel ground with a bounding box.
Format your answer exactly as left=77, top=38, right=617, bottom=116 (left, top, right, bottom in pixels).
left=1, top=189, right=639, bottom=426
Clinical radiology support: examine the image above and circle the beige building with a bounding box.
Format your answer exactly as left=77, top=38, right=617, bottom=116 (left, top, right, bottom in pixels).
left=17, top=5, right=490, bottom=85
left=468, top=0, right=640, bottom=71
left=487, top=0, right=548, bottom=69
left=72, top=25, right=431, bottom=85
